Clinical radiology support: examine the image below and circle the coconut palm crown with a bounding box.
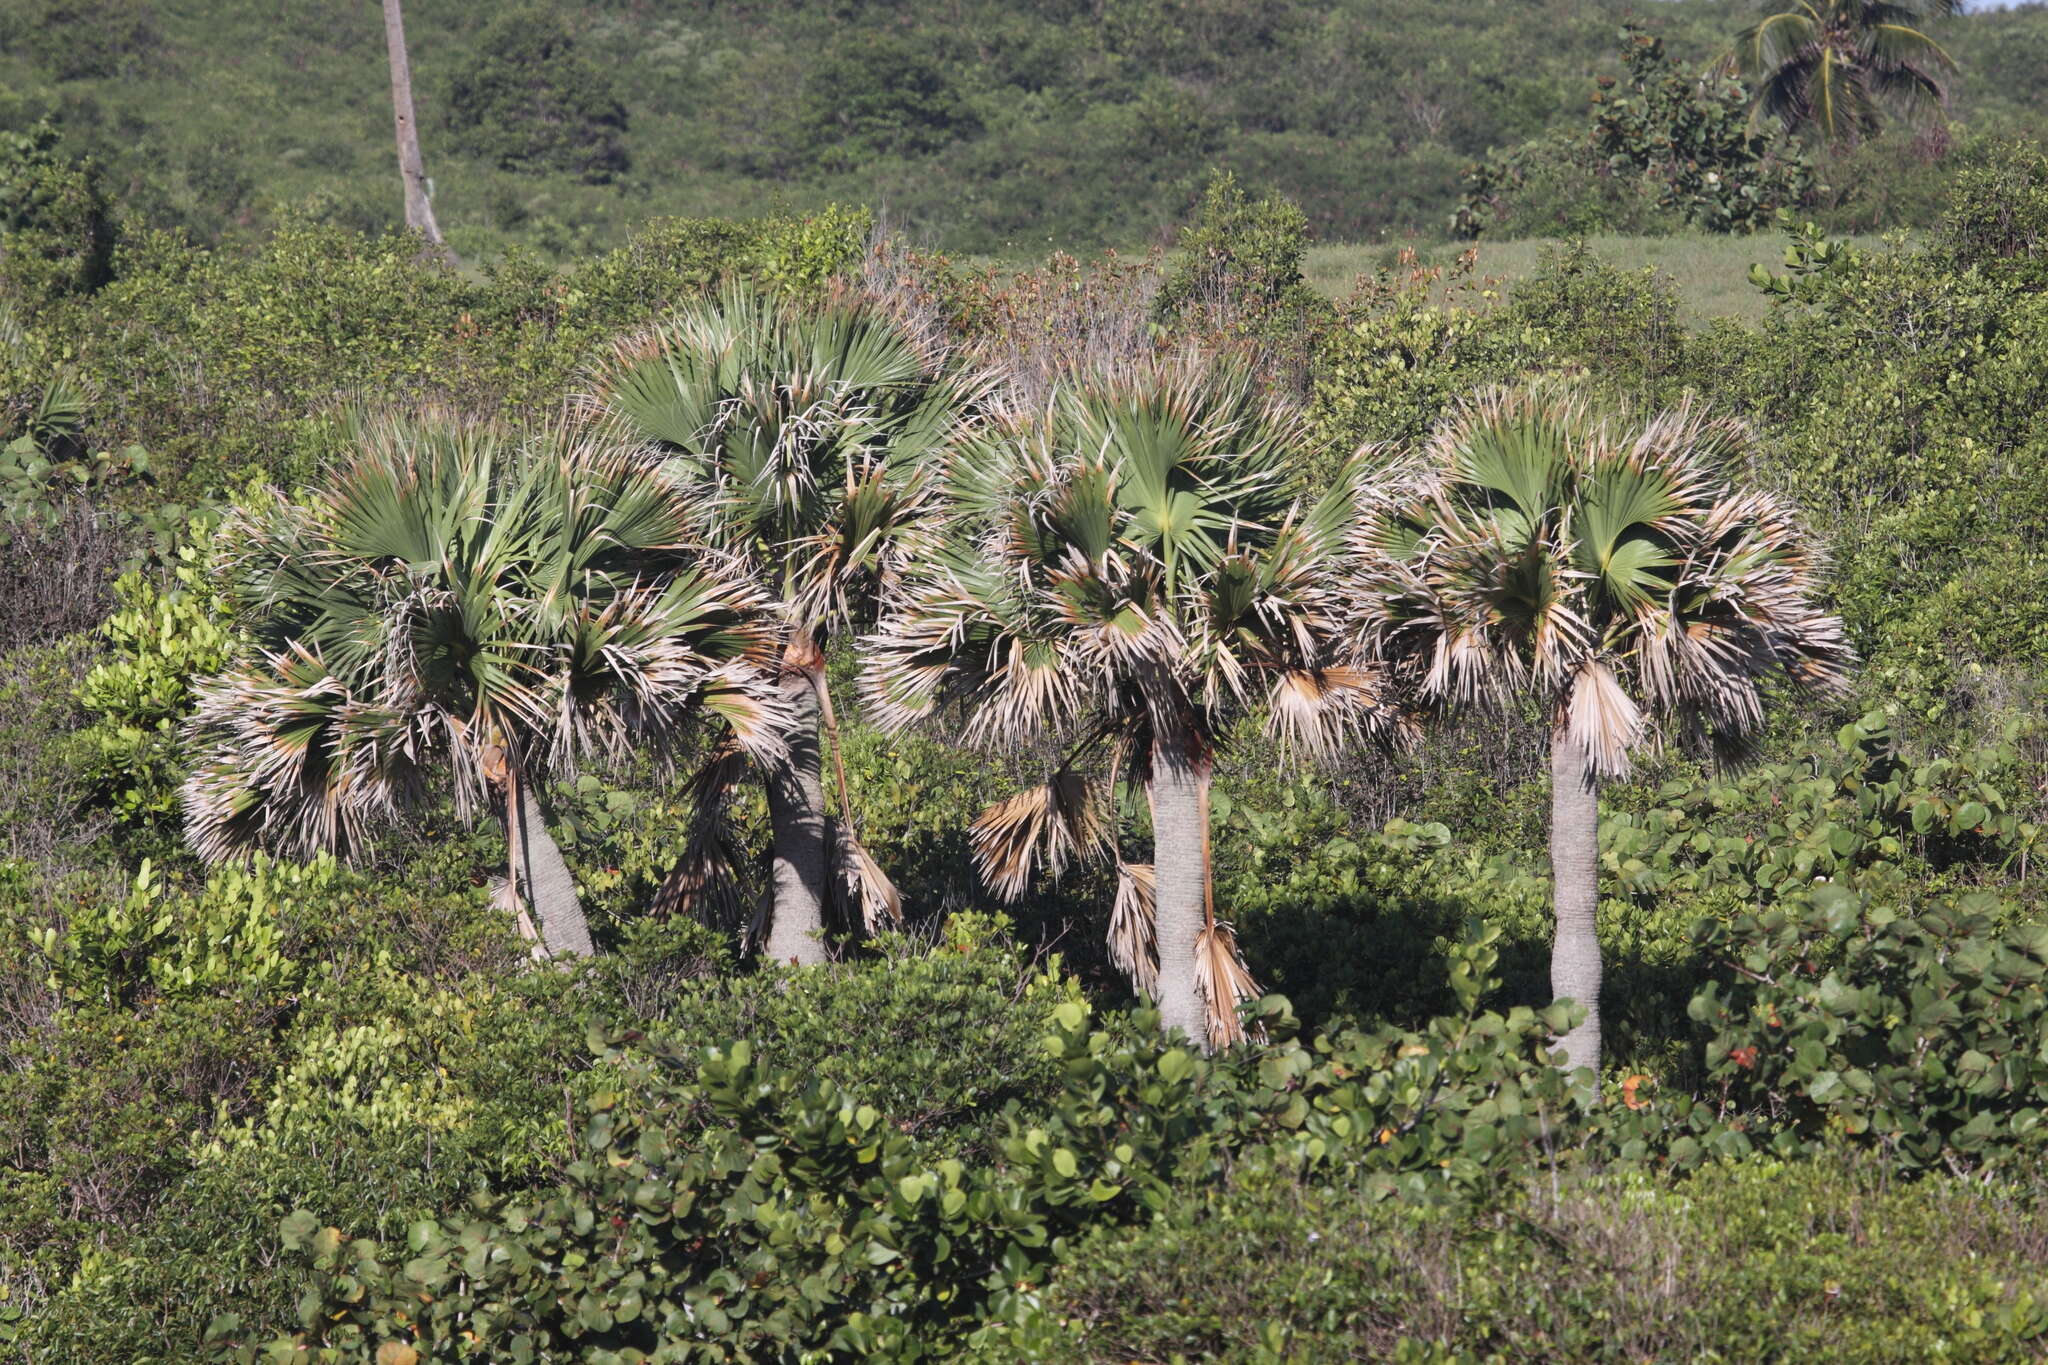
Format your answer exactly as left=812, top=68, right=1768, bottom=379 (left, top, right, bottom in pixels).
left=1730, top=0, right=1957, bottom=146
left=585, top=284, right=985, bottom=961
left=180, top=410, right=783, bottom=959
left=864, top=357, right=1404, bottom=1048
left=1351, top=384, right=1852, bottom=1075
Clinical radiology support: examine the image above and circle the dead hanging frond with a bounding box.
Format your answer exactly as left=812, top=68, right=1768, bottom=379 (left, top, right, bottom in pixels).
left=650, top=741, right=754, bottom=929
left=837, top=831, right=903, bottom=936
left=1109, top=861, right=1158, bottom=997
left=1565, top=657, right=1646, bottom=778
left=1194, top=918, right=1265, bottom=1050
left=489, top=874, right=545, bottom=957
left=969, top=769, right=1113, bottom=901
left=812, top=663, right=903, bottom=936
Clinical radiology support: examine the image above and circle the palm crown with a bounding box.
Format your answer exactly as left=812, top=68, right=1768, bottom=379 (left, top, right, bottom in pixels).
left=1731, top=0, right=1957, bottom=146
left=586, top=283, right=977, bottom=632
left=866, top=358, right=1401, bottom=1046
left=1353, top=385, right=1851, bottom=771
left=180, top=411, right=781, bottom=956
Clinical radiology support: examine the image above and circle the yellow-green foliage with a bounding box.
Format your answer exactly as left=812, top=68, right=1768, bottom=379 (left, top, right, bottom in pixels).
left=77, top=544, right=236, bottom=829
left=33, top=854, right=315, bottom=1006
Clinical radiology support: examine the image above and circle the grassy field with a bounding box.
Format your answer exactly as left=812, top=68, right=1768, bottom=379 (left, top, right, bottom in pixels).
left=1302, top=233, right=1899, bottom=327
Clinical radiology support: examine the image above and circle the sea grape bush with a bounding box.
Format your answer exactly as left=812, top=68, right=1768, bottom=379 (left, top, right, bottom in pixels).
left=202, top=927, right=1593, bottom=1363
left=1691, top=888, right=2048, bottom=1172
left=1602, top=713, right=2041, bottom=905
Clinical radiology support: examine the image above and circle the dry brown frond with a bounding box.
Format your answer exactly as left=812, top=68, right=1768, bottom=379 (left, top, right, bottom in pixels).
left=1565, top=659, right=1646, bottom=778
left=969, top=771, right=1112, bottom=901
left=838, top=832, right=904, bottom=935
left=650, top=741, right=753, bottom=929
left=1194, top=918, right=1265, bottom=1050
left=1109, top=861, right=1159, bottom=997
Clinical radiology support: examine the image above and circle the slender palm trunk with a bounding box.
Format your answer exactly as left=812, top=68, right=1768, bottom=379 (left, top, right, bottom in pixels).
left=381, top=0, right=449, bottom=254
left=509, top=773, right=594, bottom=960
left=1150, top=722, right=1211, bottom=1045
left=1549, top=724, right=1602, bottom=1079
left=763, top=630, right=830, bottom=966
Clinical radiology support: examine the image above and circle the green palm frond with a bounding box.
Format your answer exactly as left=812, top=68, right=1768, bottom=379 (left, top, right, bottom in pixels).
left=585, top=283, right=984, bottom=635
left=1353, top=383, right=1852, bottom=777
left=1732, top=0, right=1953, bottom=144
left=186, top=410, right=780, bottom=865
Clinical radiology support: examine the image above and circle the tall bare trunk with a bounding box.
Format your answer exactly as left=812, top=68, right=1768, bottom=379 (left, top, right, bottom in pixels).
left=1150, top=722, right=1210, bottom=1045
left=509, top=772, right=594, bottom=960
left=763, top=632, right=830, bottom=966
left=1549, top=724, right=1602, bottom=1080
left=381, top=0, right=448, bottom=253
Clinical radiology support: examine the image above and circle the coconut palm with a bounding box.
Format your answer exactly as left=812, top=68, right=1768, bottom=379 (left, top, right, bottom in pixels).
left=180, top=410, right=782, bottom=959
left=863, top=357, right=1403, bottom=1049
left=1351, top=384, right=1852, bottom=1077
left=1730, top=0, right=1957, bottom=146
left=585, top=285, right=982, bottom=963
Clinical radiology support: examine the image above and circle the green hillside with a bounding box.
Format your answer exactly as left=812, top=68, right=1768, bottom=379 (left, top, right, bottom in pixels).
left=3, top=0, right=2045, bottom=257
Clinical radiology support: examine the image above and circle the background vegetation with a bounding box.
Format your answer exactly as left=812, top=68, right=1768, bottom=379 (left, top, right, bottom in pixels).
left=2, top=0, right=2047, bottom=255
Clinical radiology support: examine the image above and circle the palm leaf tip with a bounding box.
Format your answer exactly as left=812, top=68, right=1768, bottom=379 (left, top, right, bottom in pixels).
left=838, top=833, right=904, bottom=934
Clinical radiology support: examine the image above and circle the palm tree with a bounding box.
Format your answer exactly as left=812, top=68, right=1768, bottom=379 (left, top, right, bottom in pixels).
left=1350, top=384, right=1851, bottom=1077
left=1730, top=0, right=1958, bottom=147
left=180, top=410, right=782, bottom=959
left=585, top=285, right=981, bottom=964
left=863, top=357, right=1403, bottom=1049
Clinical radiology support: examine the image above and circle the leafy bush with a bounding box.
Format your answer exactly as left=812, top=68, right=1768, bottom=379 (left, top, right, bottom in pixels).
left=1936, top=137, right=2048, bottom=279
left=1154, top=171, right=1331, bottom=368
left=795, top=35, right=981, bottom=172
left=1692, top=888, right=2048, bottom=1172
left=76, top=548, right=236, bottom=837
left=0, top=121, right=116, bottom=310
left=1457, top=27, right=1816, bottom=239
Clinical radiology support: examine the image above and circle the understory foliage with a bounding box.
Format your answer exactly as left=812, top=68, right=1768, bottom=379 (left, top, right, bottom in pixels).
left=3, top=139, right=2048, bottom=1365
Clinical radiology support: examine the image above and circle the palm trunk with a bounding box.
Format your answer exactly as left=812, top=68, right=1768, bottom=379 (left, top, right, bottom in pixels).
left=1150, top=722, right=1210, bottom=1045
left=763, top=631, right=830, bottom=966
left=509, top=772, right=594, bottom=960
left=381, top=0, right=449, bottom=254
left=1549, top=724, right=1602, bottom=1079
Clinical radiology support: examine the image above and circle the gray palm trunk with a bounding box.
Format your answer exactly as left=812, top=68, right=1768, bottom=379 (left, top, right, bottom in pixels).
left=1549, top=725, right=1602, bottom=1079
left=380, top=0, right=448, bottom=253
left=510, top=779, right=595, bottom=959
left=1149, top=726, right=1210, bottom=1045
left=763, top=655, right=831, bottom=966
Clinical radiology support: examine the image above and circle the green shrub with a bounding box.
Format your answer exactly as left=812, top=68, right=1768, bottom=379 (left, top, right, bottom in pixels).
left=0, top=121, right=116, bottom=311
left=1155, top=171, right=1330, bottom=356
left=1030, top=1155, right=2048, bottom=1363
left=795, top=35, right=981, bottom=172
left=76, top=547, right=236, bottom=837
left=1691, top=885, right=2048, bottom=1172
left=1936, top=137, right=2048, bottom=279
